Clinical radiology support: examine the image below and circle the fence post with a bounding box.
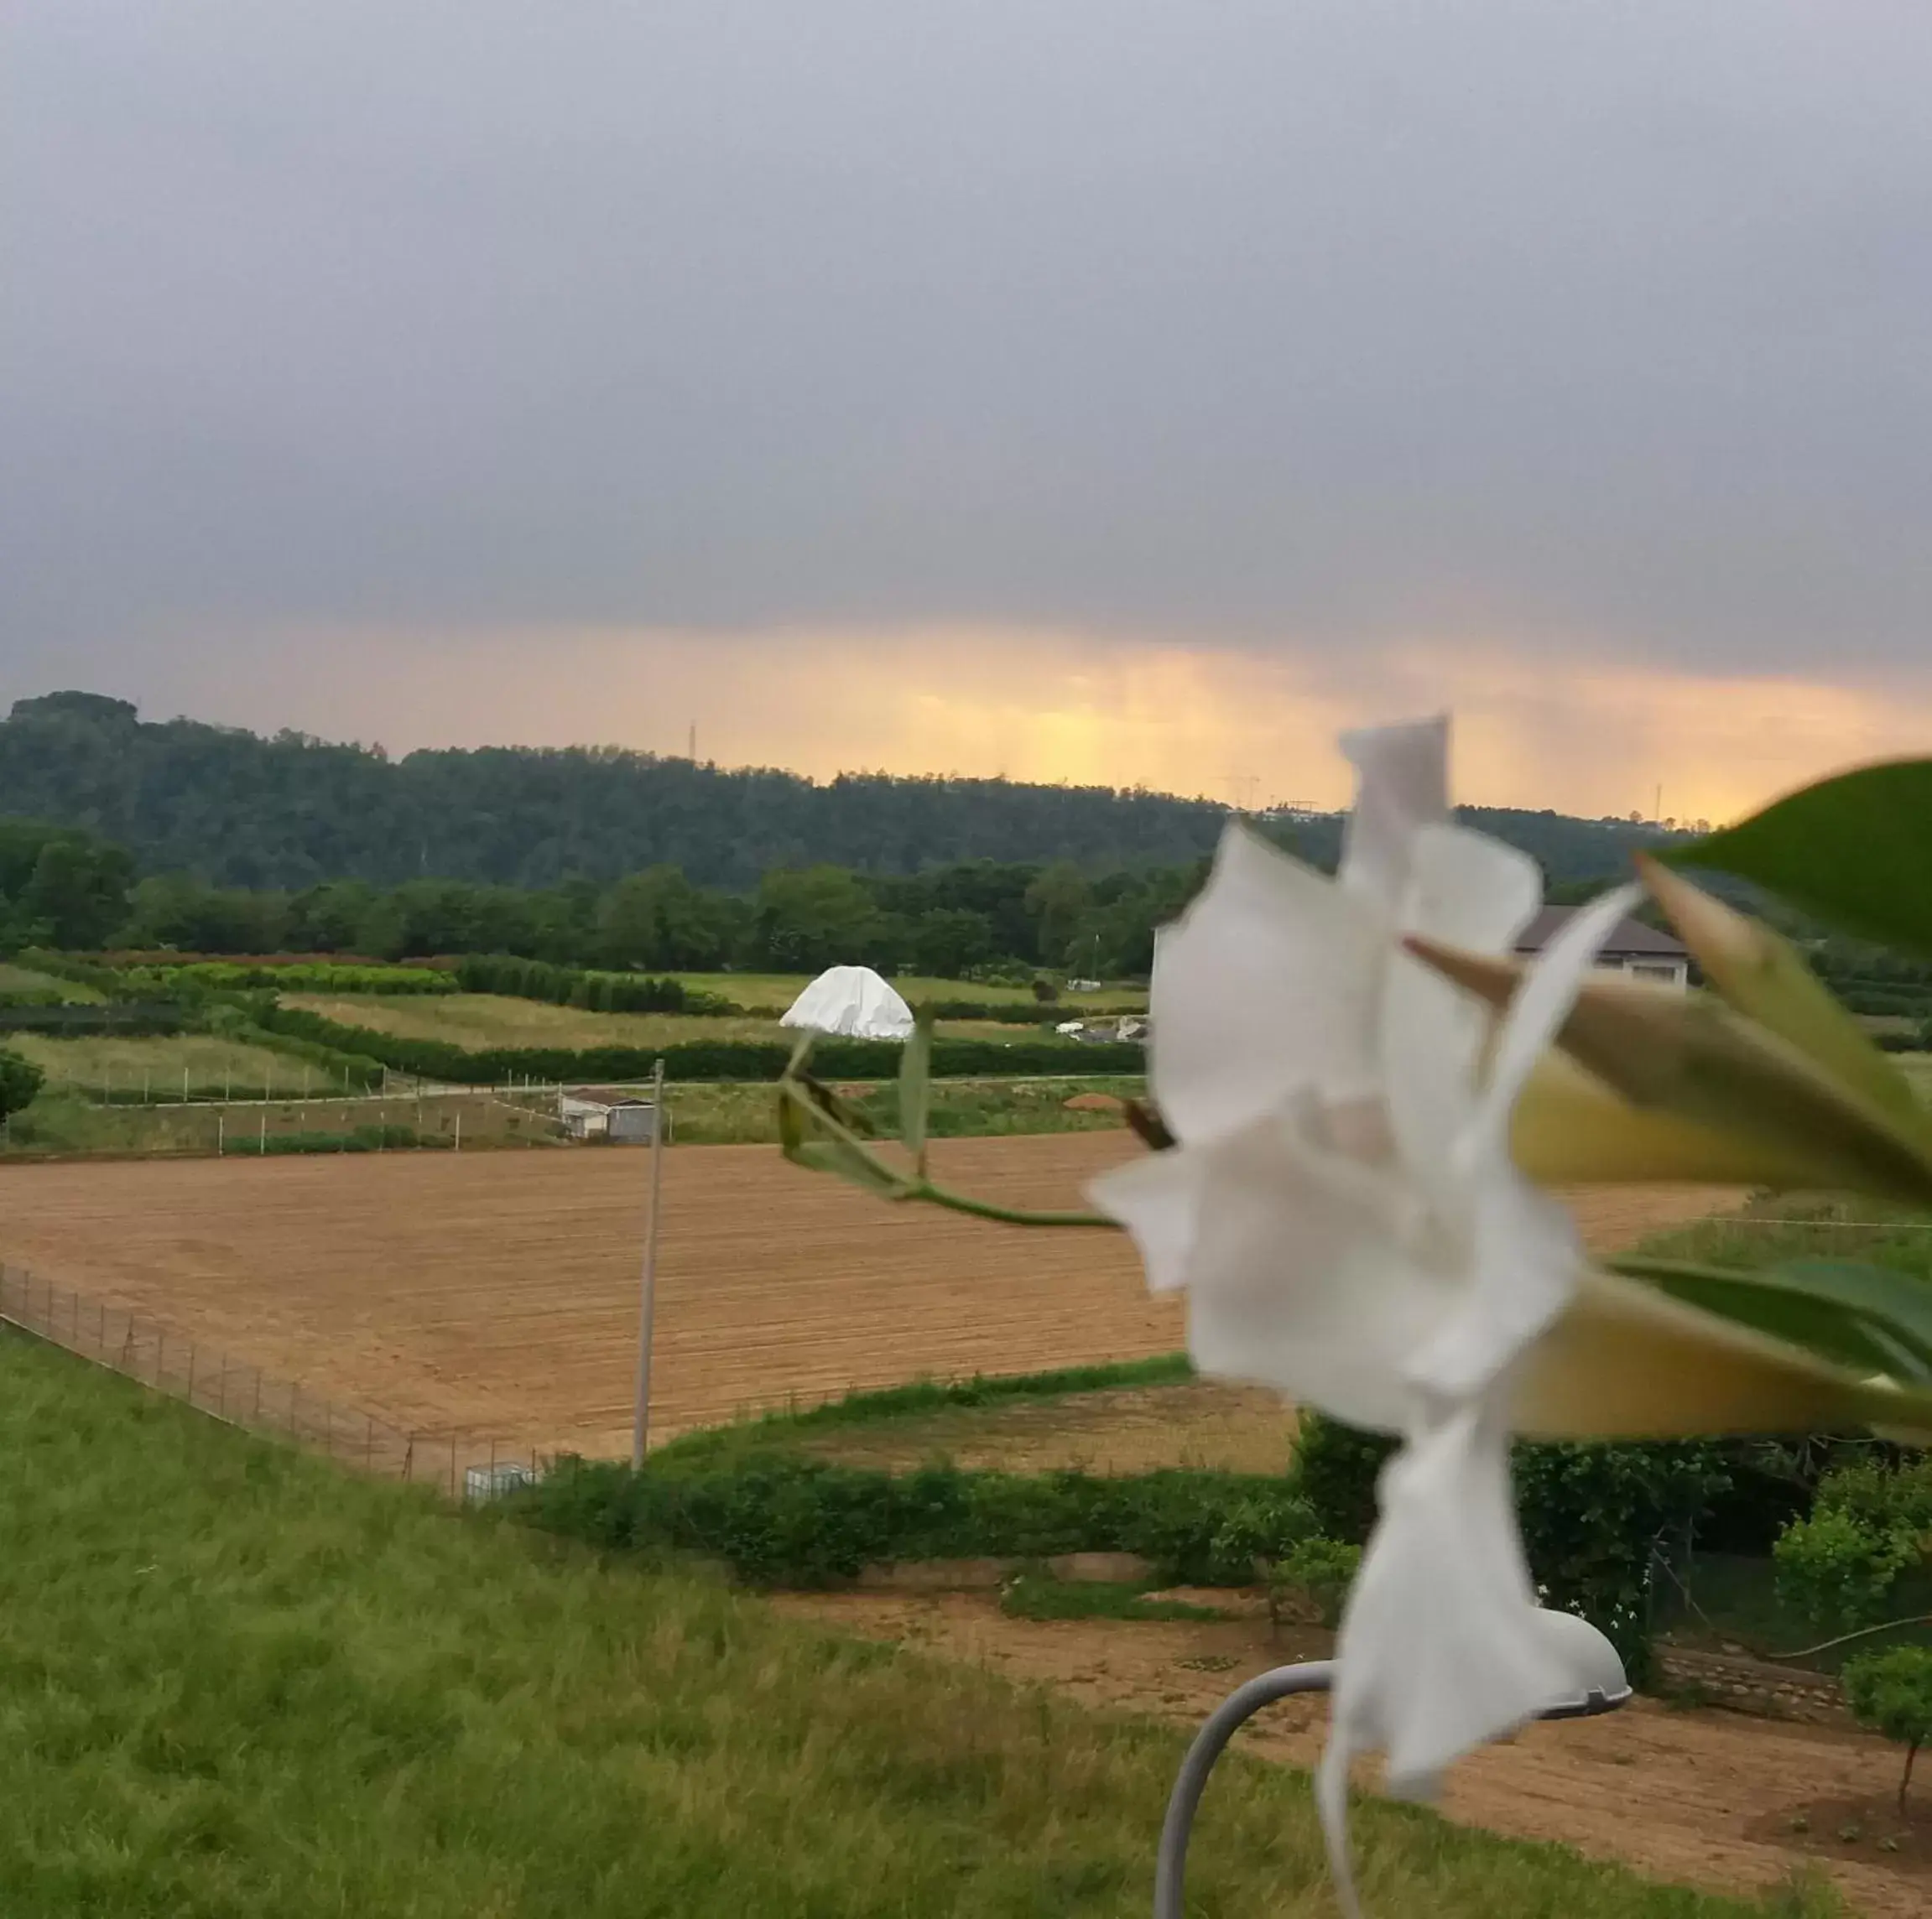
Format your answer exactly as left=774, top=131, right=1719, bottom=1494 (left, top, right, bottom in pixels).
left=156, top=1326, right=165, bottom=1390
left=366, top=1416, right=374, bottom=1469
left=253, top=1369, right=263, bottom=1424
left=450, top=1433, right=458, bottom=1500
left=258, top=1111, right=267, bottom=1156
left=185, top=1343, right=195, bottom=1406
left=453, top=1111, right=462, bottom=1152
left=217, top=1115, right=225, bottom=1157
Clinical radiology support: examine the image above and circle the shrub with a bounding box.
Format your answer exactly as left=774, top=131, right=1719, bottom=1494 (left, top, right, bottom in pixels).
left=1842, top=1646, right=1932, bottom=1814
left=1267, top=1537, right=1363, bottom=1630
left=1772, top=1459, right=1932, bottom=1630
left=0, top=1046, right=45, bottom=1121
left=1774, top=1510, right=1919, bottom=1631
left=1291, top=1412, right=1732, bottom=1678
left=1206, top=1492, right=1321, bottom=1588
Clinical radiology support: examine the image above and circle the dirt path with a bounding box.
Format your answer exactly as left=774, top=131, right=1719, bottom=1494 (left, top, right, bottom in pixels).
left=770, top=1589, right=1925, bottom=1916
left=0, top=1139, right=1736, bottom=1458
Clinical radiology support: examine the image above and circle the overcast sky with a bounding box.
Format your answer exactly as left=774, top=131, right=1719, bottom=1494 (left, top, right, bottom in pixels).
left=4, top=3, right=1929, bottom=817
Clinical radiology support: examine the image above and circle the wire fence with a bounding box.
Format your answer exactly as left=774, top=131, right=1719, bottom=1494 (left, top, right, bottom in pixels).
left=0, top=1261, right=543, bottom=1501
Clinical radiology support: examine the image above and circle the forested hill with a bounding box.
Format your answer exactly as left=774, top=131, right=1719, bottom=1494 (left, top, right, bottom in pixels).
left=0, top=690, right=1673, bottom=889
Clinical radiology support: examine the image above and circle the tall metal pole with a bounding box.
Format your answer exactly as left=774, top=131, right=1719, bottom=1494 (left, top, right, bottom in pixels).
left=630, top=1057, right=668, bottom=1468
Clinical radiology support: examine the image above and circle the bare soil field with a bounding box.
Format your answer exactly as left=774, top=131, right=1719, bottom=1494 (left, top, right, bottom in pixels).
left=770, top=1589, right=1929, bottom=1916
left=0, top=1136, right=1736, bottom=1458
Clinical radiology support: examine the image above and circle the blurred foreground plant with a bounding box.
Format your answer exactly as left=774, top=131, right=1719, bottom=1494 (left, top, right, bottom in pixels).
left=777, top=718, right=1932, bottom=1911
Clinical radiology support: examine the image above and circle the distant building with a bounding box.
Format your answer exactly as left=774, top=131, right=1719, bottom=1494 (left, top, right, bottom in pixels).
left=557, top=1090, right=667, bottom=1142
left=1513, top=907, right=1690, bottom=990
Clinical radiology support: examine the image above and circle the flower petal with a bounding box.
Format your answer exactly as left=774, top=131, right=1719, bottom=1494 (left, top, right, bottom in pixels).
left=1080, top=1135, right=1201, bottom=1294
left=1318, top=1394, right=1585, bottom=1911
left=1338, top=715, right=1450, bottom=915
left=1148, top=823, right=1383, bottom=1142
left=1381, top=822, right=1541, bottom=1211
left=1091, top=1104, right=1446, bottom=1433
left=1405, top=888, right=1640, bottom=1403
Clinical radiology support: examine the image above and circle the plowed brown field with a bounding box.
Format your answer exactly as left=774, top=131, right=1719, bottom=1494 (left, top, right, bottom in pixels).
left=0, top=1139, right=1734, bottom=1456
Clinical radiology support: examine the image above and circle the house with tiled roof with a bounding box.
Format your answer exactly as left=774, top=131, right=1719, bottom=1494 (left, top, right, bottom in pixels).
left=1514, top=906, right=1690, bottom=990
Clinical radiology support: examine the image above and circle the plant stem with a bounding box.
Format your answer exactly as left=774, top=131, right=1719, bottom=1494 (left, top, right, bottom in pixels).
left=909, top=1181, right=1119, bottom=1230
left=1763, top=1615, right=1932, bottom=1662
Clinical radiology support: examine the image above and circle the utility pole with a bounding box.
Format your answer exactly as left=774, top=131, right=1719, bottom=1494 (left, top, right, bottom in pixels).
left=630, top=1057, right=669, bottom=1468
left=687, top=721, right=697, bottom=762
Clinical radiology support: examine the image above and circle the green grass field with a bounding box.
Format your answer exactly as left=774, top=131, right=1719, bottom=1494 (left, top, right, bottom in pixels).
left=0, top=1329, right=1840, bottom=1917
left=6, top=1033, right=329, bottom=1100
left=0, top=1087, right=557, bottom=1158
left=0, top=962, right=102, bottom=1003
left=284, top=993, right=1037, bottom=1053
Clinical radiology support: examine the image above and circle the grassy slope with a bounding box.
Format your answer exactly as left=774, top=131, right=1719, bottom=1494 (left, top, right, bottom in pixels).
left=8, top=1033, right=320, bottom=1096
left=0, top=963, right=102, bottom=1004
left=0, top=1332, right=1836, bottom=1919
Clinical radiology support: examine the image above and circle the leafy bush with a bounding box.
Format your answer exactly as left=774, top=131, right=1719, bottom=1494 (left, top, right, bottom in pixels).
left=1772, top=1459, right=1932, bottom=1630
left=1268, top=1537, right=1363, bottom=1630
left=517, top=1454, right=1319, bottom=1589
left=1774, top=1510, right=1919, bottom=1631
left=1841, top=1645, right=1932, bottom=1813
left=1205, top=1492, right=1321, bottom=1587
left=0, top=1046, right=45, bottom=1121
left=1292, top=1412, right=1732, bottom=1677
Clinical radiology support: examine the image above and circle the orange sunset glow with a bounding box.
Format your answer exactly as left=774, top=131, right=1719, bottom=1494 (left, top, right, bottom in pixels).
left=257, top=624, right=1932, bottom=826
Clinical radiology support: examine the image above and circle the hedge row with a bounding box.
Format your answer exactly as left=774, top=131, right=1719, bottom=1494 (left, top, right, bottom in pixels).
left=0, top=1001, right=185, bottom=1038
left=254, top=1002, right=1144, bottom=1084
left=516, top=1453, right=1320, bottom=1590
left=452, top=954, right=716, bottom=1013
left=135, top=961, right=457, bottom=996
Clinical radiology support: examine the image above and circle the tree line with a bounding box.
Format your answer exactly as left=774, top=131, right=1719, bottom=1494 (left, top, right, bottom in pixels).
left=3, top=689, right=1679, bottom=894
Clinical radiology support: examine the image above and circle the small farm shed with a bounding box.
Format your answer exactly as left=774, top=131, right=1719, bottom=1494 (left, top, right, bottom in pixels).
left=557, top=1091, right=668, bottom=1142
left=1514, top=907, right=1690, bottom=989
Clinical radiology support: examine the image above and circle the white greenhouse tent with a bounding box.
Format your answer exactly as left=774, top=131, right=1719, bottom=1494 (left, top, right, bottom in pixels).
left=779, top=965, right=915, bottom=1041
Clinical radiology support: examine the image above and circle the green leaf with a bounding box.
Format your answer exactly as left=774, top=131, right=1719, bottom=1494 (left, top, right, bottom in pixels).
left=1410, top=939, right=1932, bottom=1208
left=1670, top=757, right=1932, bottom=959
left=898, top=1013, right=934, bottom=1173
left=1615, top=1256, right=1932, bottom=1390
left=1639, top=855, right=1921, bottom=1125
left=777, top=1079, right=908, bottom=1199
left=789, top=1136, right=909, bottom=1200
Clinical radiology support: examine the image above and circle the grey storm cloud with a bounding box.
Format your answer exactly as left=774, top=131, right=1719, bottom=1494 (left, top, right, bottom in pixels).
left=4, top=1, right=1931, bottom=679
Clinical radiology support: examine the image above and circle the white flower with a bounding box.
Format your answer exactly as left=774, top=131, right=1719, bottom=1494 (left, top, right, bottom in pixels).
left=1086, top=717, right=1837, bottom=1912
